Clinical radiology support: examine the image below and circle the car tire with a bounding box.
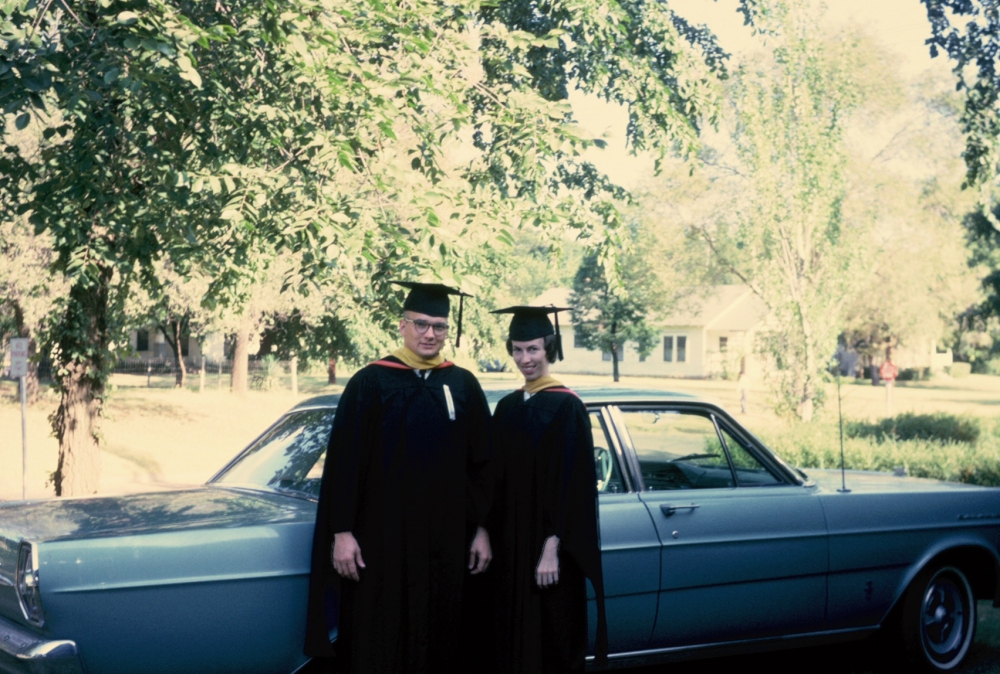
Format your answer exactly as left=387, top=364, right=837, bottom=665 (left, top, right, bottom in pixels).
left=900, top=564, right=976, bottom=672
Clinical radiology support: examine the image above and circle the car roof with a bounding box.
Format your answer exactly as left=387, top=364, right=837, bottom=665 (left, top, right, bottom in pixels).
left=289, top=387, right=705, bottom=412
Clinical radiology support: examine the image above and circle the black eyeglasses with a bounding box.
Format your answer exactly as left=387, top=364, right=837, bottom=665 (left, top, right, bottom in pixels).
left=404, top=318, right=449, bottom=336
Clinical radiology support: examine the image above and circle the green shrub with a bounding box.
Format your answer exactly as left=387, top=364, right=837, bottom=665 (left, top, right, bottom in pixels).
left=949, top=362, right=972, bottom=378
left=251, top=355, right=282, bottom=391
left=845, top=412, right=980, bottom=444
left=759, top=418, right=1000, bottom=487
left=897, top=367, right=930, bottom=381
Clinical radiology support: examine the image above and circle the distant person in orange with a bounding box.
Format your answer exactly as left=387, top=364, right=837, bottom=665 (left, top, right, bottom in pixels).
left=879, top=347, right=898, bottom=417
left=737, top=358, right=749, bottom=414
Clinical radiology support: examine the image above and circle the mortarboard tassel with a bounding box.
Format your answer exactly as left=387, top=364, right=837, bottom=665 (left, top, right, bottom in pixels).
left=553, top=304, right=564, bottom=361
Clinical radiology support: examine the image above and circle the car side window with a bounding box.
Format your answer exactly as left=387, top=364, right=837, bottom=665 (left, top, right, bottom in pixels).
left=618, top=410, right=735, bottom=491
left=718, top=425, right=781, bottom=487
left=591, top=410, right=626, bottom=494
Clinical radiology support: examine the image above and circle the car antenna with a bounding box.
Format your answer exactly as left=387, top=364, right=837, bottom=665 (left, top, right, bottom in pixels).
left=835, top=363, right=850, bottom=493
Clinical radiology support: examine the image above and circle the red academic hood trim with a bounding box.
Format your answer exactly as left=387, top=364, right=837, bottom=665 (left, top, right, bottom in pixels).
left=519, top=386, right=581, bottom=399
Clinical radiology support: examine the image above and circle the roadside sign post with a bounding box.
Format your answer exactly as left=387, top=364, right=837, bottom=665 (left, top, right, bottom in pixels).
left=10, top=338, right=29, bottom=500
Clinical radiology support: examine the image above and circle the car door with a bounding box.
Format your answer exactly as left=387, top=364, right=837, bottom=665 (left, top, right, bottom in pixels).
left=607, top=404, right=829, bottom=648
left=587, top=406, right=662, bottom=655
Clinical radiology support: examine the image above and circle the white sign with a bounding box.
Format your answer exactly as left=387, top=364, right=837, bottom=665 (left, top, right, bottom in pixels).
left=9, top=338, right=28, bottom=378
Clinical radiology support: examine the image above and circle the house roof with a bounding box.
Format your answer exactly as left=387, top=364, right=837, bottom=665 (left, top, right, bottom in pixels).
left=532, top=287, right=572, bottom=307
left=530, top=285, right=765, bottom=331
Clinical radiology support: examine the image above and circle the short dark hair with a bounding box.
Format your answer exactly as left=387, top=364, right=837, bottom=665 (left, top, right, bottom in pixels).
left=506, top=334, right=559, bottom=363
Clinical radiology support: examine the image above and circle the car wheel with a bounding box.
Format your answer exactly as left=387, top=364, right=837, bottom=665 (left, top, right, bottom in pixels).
left=900, top=564, right=976, bottom=672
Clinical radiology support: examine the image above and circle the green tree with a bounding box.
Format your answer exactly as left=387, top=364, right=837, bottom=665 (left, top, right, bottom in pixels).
left=570, top=241, right=660, bottom=383
left=1, top=0, right=743, bottom=495
left=837, top=73, right=979, bottom=367
left=0, top=215, right=67, bottom=403
left=921, top=0, right=1000, bottom=369
left=965, top=200, right=1000, bottom=323
left=920, top=0, right=1000, bottom=197
left=692, top=1, right=872, bottom=420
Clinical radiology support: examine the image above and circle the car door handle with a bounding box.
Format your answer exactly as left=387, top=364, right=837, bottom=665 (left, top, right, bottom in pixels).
left=660, top=503, right=700, bottom=516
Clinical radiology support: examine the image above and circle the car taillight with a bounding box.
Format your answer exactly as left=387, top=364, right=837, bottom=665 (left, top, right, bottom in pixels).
left=16, top=542, right=43, bottom=627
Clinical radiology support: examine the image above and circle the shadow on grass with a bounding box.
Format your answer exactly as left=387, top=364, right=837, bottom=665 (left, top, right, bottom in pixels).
left=104, top=396, right=198, bottom=422
left=103, top=444, right=162, bottom=477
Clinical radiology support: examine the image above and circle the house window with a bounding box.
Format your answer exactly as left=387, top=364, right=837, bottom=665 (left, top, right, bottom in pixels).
left=677, top=336, right=687, bottom=362
left=602, top=350, right=611, bottom=361
left=136, top=329, right=149, bottom=352
left=602, top=343, right=623, bottom=361
left=574, top=331, right=584, bottom=349
left=719, top=336, right=728, bottom=353
left=663, top=336, right=673, bottom=362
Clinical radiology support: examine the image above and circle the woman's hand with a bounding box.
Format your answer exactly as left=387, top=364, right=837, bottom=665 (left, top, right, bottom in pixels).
left=468, top=526, right=492, bottom=574
left=535, top=535, right=560, bottom=588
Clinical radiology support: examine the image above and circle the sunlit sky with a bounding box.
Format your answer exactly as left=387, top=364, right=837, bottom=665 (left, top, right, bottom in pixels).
left=572, top=0, right=954, bottom=188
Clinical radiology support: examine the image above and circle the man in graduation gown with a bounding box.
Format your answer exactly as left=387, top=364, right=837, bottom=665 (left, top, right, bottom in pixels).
left=490, top=306, right=608, bottom=673
left=305, top=282, right=493, bottom=673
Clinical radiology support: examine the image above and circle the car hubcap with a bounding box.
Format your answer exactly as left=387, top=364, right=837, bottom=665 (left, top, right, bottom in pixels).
left=920, top=569, right=971, bottom=666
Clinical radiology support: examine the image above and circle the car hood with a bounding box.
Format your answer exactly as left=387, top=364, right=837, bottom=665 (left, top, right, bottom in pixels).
left=803, top=468, right=987, bottom=494
left=0, top=487, right=312, bottom=543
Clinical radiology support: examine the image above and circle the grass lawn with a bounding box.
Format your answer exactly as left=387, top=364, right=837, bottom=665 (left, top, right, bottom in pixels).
left=2, top=370, right=1000, bottom=500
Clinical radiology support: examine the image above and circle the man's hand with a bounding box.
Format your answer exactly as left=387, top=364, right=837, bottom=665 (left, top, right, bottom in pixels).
left=332, top=532, right=365, bottom=581
left=468, top=526, right=492, bottom=574
left=535, top=535, right=560, bottom=588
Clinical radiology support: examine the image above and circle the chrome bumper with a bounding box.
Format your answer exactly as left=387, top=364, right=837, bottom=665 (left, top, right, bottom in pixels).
left=0, top=616, right=83, bottom=674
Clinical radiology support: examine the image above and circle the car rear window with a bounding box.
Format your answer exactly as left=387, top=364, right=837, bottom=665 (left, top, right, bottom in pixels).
left=212, top=409, right=333, bottom=498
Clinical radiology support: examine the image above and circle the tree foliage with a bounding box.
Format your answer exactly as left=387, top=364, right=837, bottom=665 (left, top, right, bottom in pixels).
left=965, top=201, right=1000, bottom=327
left=1, top=0, right=741, bottom=494
left=837, top=72, right=979, bottom=362
left=689, top=1, right=874, bottom=420
left=920, top=0, right=1000, bottom=196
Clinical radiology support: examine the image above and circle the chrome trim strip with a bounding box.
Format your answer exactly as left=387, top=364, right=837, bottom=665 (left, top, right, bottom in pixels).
left=50, top=568, right=311, bottom=594
left=16, top=542, right=43, bottom=627
left=595, top=407, right=632, bottom=493
left=585, top=625, right=878, bottom=663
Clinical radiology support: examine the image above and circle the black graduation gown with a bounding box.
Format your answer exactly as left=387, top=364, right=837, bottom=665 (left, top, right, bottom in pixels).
left=492, top=386, right=608, bottom=673
left=304, top=356, right=493, bottom=673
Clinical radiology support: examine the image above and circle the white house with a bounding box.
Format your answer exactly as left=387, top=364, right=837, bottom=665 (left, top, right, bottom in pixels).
left=532, top=286, right=768, bottom=379
left=126, top=328, right=227, bottom=363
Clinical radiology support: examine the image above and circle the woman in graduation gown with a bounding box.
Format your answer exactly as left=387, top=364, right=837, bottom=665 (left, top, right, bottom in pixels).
left=490, top=306, right=608, bottom=674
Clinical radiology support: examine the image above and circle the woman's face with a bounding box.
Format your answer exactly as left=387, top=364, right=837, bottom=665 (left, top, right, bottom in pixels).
left=511, top=338, right=549, bottom=382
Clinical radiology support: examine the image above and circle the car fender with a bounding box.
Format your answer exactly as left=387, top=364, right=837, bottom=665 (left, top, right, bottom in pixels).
left=884, top=533, right=1000, bottom=624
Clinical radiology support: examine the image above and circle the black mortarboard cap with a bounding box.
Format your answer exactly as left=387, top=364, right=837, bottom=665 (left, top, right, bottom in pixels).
left=491, top=305, right=571, bottom=360
left=392, top=281, right=473, bottom=347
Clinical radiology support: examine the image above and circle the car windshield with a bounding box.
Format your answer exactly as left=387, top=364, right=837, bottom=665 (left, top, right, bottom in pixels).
left=211, top=408, right=334, bottom=498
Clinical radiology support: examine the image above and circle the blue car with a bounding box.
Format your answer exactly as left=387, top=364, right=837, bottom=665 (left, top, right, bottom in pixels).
left=1, top=389, right=998, bottom=674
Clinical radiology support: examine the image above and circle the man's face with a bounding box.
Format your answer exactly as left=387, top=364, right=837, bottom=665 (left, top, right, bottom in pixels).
left=399, top=311, right=449, bottom=358
left=511, top=338, right=549, bottom=382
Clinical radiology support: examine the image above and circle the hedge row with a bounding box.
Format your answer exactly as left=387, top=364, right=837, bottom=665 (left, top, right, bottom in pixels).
left=760, top=415, right=1000, bottom=487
